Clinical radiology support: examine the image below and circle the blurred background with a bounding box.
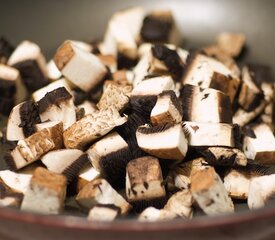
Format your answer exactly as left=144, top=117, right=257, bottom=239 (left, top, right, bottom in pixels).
left=0, top=0, right=274, bottom=73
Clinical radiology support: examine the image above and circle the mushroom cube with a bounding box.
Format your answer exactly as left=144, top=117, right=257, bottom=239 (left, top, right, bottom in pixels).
left=8, top=41, right=49, bottom=92
left=76, top=178, right=131, bottom=215
left=21, top=167, right=67, bottom=214
left=136, top=123, right=188, bottom=161
left=0, top=37, right=14, bottom=64
left=191, top=167, right=234, bottom=215
left=126, top=156, right=166, bottom=203
left=87, top=204, right=120, bottom=222
left=150, top=90, right=183, bottom=125
left=54, top=41, right=107, bottom=92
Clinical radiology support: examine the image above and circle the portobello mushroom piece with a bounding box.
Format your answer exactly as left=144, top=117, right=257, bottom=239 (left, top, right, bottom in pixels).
left=38, top=87, right=76, bottom=130
left=63, top=107, right=127, bottom=149
left=47, top=60, right=62, bottom=81
left=97, top=54, right=117, bottom=73
left=76, top=178, right=131, bottom=215
left=223, top=164, right=273, bottom=200
left=21, top=167, right=67, bottom=215
left=5, top=122, right=63, bottom=171
left=0, top=170, right=32, bottom=194
left=0, top=178, right=23, bottom=208
left=112, top=69, right=134, bottom=86
left=233, top=100, right=268, bottom=127
left=138, top=207, right=177, bottom=222
left=140, top=10, right=180, bottom=45
left=87, top=204, right=120, bottom=222
left=181, top=53, right=239, bottom=102
left=150, top=90, right=183, bottom=125
left=136, top=123, right=188, bottom=161
left=32, top=78, right=72, bottom=102
left=248, top=174, right=275, bottom=210
left=87, top=131, right=128, bottom=170
left=76, top=164, right=101, bottom=192
left=167, top=158, right=209, bottom=192
left=0, top=37, right=14, bottom=64
left=203, top=45, right=241, bottom=79
left=8, top=41, right=49, bottom=92
left=182, top=121, right=237, bottom=148
left=216, top=33, right=246, bottom=58
left=99, top=7, right=145, bottom=60
left=150, top=44, right=184, bottom=82
left=164, top=189, right=193, bottom=218
left=6, top=101, right=41, bottom=141
left=131, top=76, right=175, bottom=96
left=41, top=150, right=88, bottom=182
left=198, top=147, right=247, bottom=167
left=53, top=40, right=107, bottom=92
left=238, top=66, right=265, bottom=112
left=97, top=83, right=129, bottom=112
left=191, top=167, right=234, bottom=215
left=0, top=64, right=27, bottom=106
left=180, top=84, right=233, bottom=124
left=243, top=123, right=275, bottom=165
left=126, top=156, right=166, bottom=210
left=77, top=101, right=98, bottom=116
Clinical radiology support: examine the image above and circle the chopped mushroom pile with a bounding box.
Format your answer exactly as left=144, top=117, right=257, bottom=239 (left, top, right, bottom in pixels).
left=1, top=7, right=275, bottom=222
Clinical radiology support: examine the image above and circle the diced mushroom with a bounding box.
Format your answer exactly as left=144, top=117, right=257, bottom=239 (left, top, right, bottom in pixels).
left=63, top=107, right=127, bottom=149
left=0, top=170, right=32, bottom=194
left=21, top=167, right=67, bottom=214
left=182, top=121, right=236, bottom=147
left=0, top=64, right=27, bottom=112
left=5, top=122, right=63, bottom=171
left=0, top=37, right=14, bottom=64
left=87, top=204, right=120, bottom=222
left=112, top=70, right=134, bottom=86
left=87, top=131, right=129, bottom=176
left=191, top=167, right=234, bottom=215
left=41, top=150, right=88, bottom=182
left=8, top=41, right=49, bottom=91
left=167, top=158, right=209, bottom=191
left=32, top=78, right=72, bottom=102
left=0, top=178, right=23, bottom=208
left=150, top=90, right=182, bottom=125
left=217, top=33, right=245, bottom=58
left=54, top=40, right=107, bottom=92
left=203, top=45, right=241, bottom=79
left=77, top=101, right=98, bottom=115
left=100, top=7, right=145, bottom=60
left=126, top=157, right=166, bottom=205
left=136, top=123, right=188, bottom=161
left=97, top=83, right=129, bottom=112
left=76, top=178, right=131, bottom=214
left=131, top=76, right=175, bottom=96
left=182, top=53, right=239, bottom=102
left=164, top=189, right=193, bottom=218
left=223, top=164, right=271, bottom=200
left=180, top=85, right=232, bottom=124
left=6, top=100, right=41, bottom=141
left=233, top=100, right=268, bottom=127
left=140, top=10, right=180, bottom=45
left=138, top=207, right=177, bottom=222
left=238, top=66, right=265, bottom=112
left=248, top=174, right=275, bottom=210
left=199, top=147, right=247, bottom=167
left=69, top=40, right=93, bottom=53
left=97, top=54, right=117, bottom=73
left=243, top=123, right=275, bottom=165
left=47, top=60, right=62, bottom=81
left=150, top=44, right=184, bottom=81
left=38, top=87, right=76, bottom=130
